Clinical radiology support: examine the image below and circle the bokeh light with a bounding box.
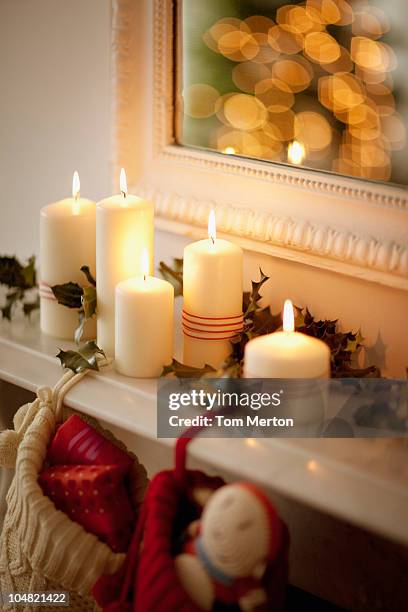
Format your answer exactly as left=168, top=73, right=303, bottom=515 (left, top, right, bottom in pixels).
left=187, top=1, right=406, bottom=183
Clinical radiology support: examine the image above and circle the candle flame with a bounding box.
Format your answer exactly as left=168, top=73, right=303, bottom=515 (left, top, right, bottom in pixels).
left=283, top=299, right=295, bottom=333
left=208, top=209, right=216, bottom=245
left=287, top=141, right=305, bottom=165
left=72, top=171, right=80, bottom=215
left=141, top=248, right=149, bottom=281
left=72, top=171, right=80, bottom=199
left=120, top=167, right=127, bottom=198
left=223, top=146, right=236, bottom=155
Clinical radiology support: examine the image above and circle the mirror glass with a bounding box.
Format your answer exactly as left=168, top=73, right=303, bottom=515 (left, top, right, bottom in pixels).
left=177, top=0, right=408, bottom=186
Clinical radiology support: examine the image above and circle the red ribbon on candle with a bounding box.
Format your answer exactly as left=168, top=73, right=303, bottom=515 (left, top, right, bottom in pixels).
left=39, top=281, right=56, bottom=301
left=182, top=309, right=243, bottom=341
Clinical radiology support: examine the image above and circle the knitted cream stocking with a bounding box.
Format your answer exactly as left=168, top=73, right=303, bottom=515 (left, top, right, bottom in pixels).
left=0, top=370, right=86, bottom=469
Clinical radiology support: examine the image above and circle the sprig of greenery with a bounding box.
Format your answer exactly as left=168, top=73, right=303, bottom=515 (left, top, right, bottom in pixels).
left=162, top=265, right=380, bottom=379
left=56, top=341, right=105, bottom=373
left=0, top=256, right=39, bottom=320
left=51, top=265, right=97, bottom=343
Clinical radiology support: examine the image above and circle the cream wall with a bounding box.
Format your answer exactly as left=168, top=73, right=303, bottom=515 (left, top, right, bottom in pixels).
left=0, top=1, right=406, bottom=376
left=0, top=0, right=112, bottom=258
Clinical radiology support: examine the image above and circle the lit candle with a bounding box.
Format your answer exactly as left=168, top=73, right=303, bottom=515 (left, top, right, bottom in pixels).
left=40, top=171, right=96, bottom=339
left=115, top=249, right=174, bottom=377
left=244, top=299, right=330, bottom=377
left=96, top=169, right=154, bottom=356
left=183, top=210, right=243, bottom=369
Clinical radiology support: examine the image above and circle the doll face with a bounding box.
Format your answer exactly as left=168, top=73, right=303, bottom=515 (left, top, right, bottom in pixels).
left=201, top=484, right=270, bottom=578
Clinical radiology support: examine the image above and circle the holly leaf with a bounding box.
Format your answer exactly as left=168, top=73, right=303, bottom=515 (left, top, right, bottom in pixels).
left=23, top=296, right=40, bottom=318
left=162, top=359, right=216, bottom=378
left=158, top=259, right=183, bottom=297
left=51, top=282, right=83, bottom=309
left=80, top=265, right=96, bottom=287
left=22, top=256, right=37, bottom=289
left=56, top=341, right=105, bottom=373
left=243, top=268, right=269, bottom=318
left=346, top=331, right=364, bottom=354
left=82, top=286, right=97, bottom=319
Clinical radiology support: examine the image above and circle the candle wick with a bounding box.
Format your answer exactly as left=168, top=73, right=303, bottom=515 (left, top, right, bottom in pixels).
left=122, top=191, right=127, bottom=199
left=143, top=274, right=146, bottom=282
left=211, top=236, right=215, bottom=245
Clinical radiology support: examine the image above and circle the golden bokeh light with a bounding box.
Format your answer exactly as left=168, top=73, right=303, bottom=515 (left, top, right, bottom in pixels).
left=294, top=111, right=333, bottom=151
left=243, top=15, right=275, bottom=34
left=223, top=93, right=268, bottom=131
left=352, top=7, right=390, bottom=40
left=380, top=114, right=407, bottom=151
left=263, top=109, right=296, bottom=142
left=351, top=37, right=397, bottom=73
left=272, top=57, right=314, bottom=93
left=304, top=31, right=341, bottom=64
left=183, top=84, right=220, bottom=118
left=305, top=0, right=353, bottom=26
left=277, top=5, right=322, bottom=35
left=255, top=78, right=295, bottom=113
left=218, top=30, right=259, bottom=62
left=232, top=62, right=270, bottom=94
left=189, top=3, right=405, bottom=185
left=319, top=73, right=365, bottom=114
left=268, top=24, right=304, bottom=55
left=251, top=33, right=281, bottom=64
left=321, top=46, right=353, bottom=74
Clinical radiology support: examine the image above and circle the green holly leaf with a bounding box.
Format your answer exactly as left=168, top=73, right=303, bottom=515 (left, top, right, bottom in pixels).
left=243, top=268, right=269, bottom=318
left=51, top=282, right=83, bottom=309
left=158, top=259, right=183, bottom=297
left=23, top=296, right=40, bottom=318
left=162, top=359, right=216, bottom=378
left=22, top=256, right=37, bottom=289
left=82, top=286, right=96, bottom=319
left=80, top=265, right=96, bottom=287
left=56, top=341, right=105, bottom=373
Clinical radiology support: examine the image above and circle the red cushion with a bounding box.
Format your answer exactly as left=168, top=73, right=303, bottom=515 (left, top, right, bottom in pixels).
left=48, top=415, right=133, bottom=472
left=39, top=464, right=135, bottom=553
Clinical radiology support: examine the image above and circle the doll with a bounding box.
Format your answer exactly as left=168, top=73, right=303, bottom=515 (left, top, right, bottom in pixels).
left=175, top=482, right=283, bottom=611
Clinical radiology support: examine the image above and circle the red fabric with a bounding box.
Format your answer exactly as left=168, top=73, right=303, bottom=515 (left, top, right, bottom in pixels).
left=48, top=415, right=133, bottom=471
left=93, top=431, right=289, bottom=612
left=39, top=464, right=135, bottom=553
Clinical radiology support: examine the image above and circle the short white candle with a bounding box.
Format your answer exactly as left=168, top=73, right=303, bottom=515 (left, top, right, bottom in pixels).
left=115, top=250, right=174, bottom=378
left=183, top=210, right=243, bottom=369
left=96, top=169, right=154, bottom=356
left=244, top=299, right=330, bottom=378
left=40, top=171, right=96, bottom=339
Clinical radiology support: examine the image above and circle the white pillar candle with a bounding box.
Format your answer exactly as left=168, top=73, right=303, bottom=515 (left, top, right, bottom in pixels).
left=96, top=169, right=154, bottom=357
left=40, top=171, right=96, bottom=340
left=244, top=299, right=330, bottom=378
left=183, top=211, right=243, bottom=369
left=115, top=250, right=174, bottom=377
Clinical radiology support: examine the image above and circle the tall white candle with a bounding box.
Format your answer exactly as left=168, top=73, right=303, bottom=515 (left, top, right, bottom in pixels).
left=96, top=169, right=154, bottom=356
left=244, top=299, right=330, bottom=378
left=183, top=211, right=243, bottom=369
left=115, top=250, right=174, bottom=377
left=40, top=172, right=96, bottom=339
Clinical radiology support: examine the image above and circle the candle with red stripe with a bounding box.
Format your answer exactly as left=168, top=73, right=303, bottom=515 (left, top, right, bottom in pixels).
left=183, top=210, right=243, bottom=369
left=40, top=172, right=96, bottom=339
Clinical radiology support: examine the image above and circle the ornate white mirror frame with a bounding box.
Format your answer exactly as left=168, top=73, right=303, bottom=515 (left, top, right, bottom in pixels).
left=112, top=0, right=408, bottom=291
